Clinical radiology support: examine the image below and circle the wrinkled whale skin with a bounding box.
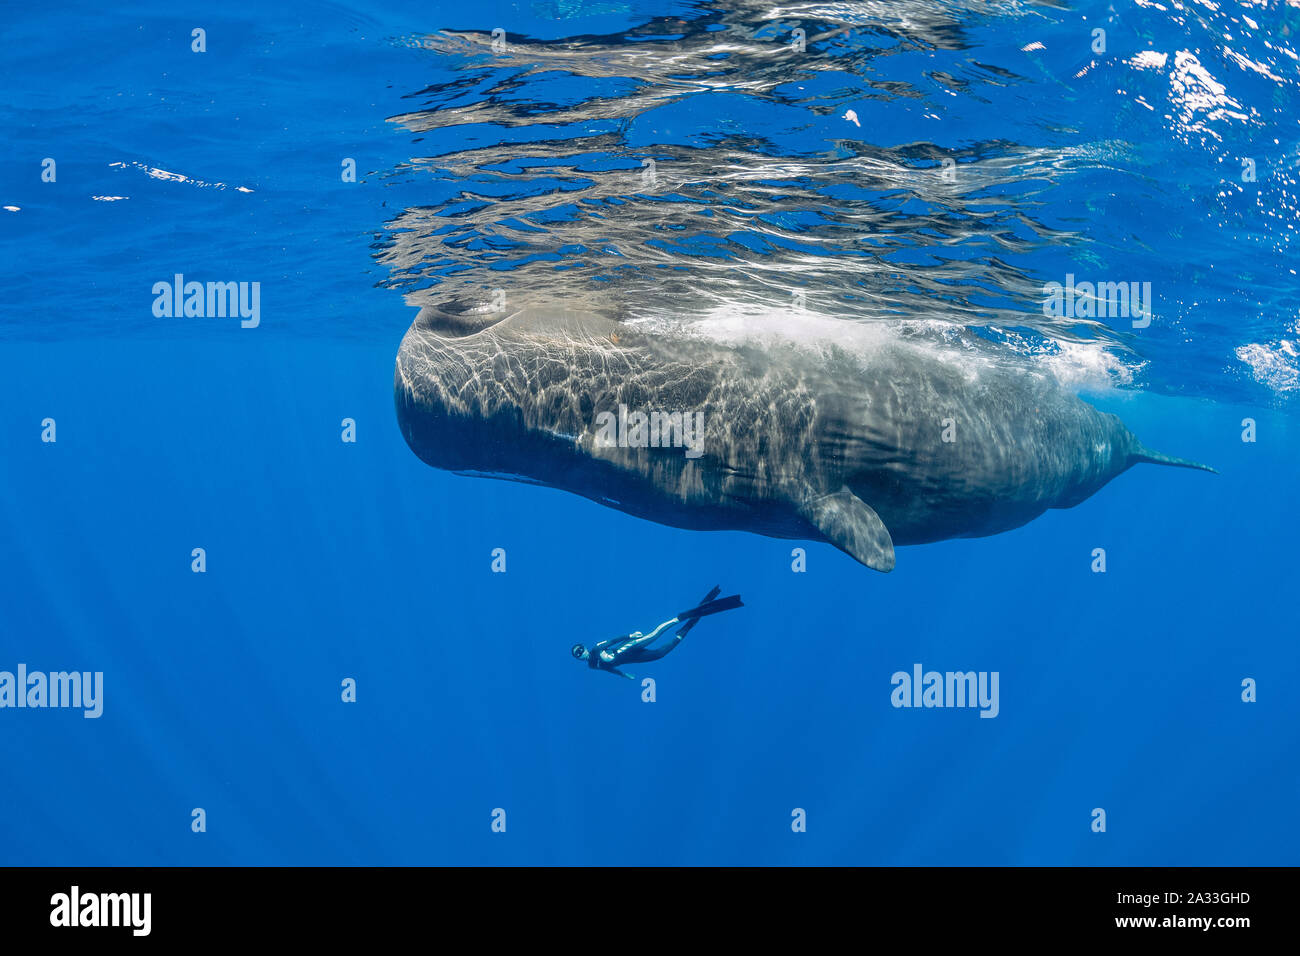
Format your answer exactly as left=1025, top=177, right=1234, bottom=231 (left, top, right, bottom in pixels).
left=394, top=307, right=1210, bottom=571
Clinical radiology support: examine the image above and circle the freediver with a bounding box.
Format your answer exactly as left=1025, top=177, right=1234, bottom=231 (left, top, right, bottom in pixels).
left=571, top=586, right=743, bottom=679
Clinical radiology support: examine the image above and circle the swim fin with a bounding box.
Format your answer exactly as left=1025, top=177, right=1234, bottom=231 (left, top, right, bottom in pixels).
left=675, top=586, right=721, bottom=638
left=675, top=593, right=743, bottom=622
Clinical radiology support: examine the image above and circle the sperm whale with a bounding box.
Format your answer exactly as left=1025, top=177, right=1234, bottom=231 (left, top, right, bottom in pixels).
left=394, top=305, right=1213, bottom=571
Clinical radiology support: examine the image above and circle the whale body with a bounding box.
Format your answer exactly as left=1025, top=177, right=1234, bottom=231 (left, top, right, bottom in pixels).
left=394, top=306, right=1212, bottom=572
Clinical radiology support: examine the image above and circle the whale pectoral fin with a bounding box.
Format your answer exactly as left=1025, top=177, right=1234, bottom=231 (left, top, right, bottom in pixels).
left=800, top=489, right=896, bottom=573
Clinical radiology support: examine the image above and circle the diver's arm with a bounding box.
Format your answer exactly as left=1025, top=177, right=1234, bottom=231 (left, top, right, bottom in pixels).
left=606, top=666, right=637, bottom=681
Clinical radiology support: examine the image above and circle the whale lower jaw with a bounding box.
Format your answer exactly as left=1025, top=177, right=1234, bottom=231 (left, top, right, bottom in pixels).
left=452, top=468, right=550, bottom=486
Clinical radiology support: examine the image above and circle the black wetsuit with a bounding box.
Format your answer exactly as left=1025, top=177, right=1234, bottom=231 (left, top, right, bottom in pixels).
left=580, top=589, right=739, bottom=677
left=589, top=633, right=681, bottom=672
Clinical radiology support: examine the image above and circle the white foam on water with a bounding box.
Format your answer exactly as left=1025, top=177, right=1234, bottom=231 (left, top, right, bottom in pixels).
left=1236, top=339, right=1300, bottom=396
left=1035, top=339, right=1138, bottom=390
left=629, top=304, right=1134, bottom=392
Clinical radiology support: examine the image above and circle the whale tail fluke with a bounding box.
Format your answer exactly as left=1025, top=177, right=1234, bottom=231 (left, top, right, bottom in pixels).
left=1131, top=447, right=1218, bottom=474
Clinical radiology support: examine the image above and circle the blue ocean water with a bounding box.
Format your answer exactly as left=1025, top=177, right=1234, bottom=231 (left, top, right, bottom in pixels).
left=1, top=1, right=1297, bottom=865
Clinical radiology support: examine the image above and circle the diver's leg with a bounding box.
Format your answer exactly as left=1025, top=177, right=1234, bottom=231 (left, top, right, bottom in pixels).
left=643, top=618, right=679, bottom=642
left=629, top=618, right=691, bottom=662
left=609, top=617, right=683, bottom=665
left=619, top=618, right=678, bottom=653
left=616, top=634, right=654, bottom=653
left=628, top=637, right=683, bottom=663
